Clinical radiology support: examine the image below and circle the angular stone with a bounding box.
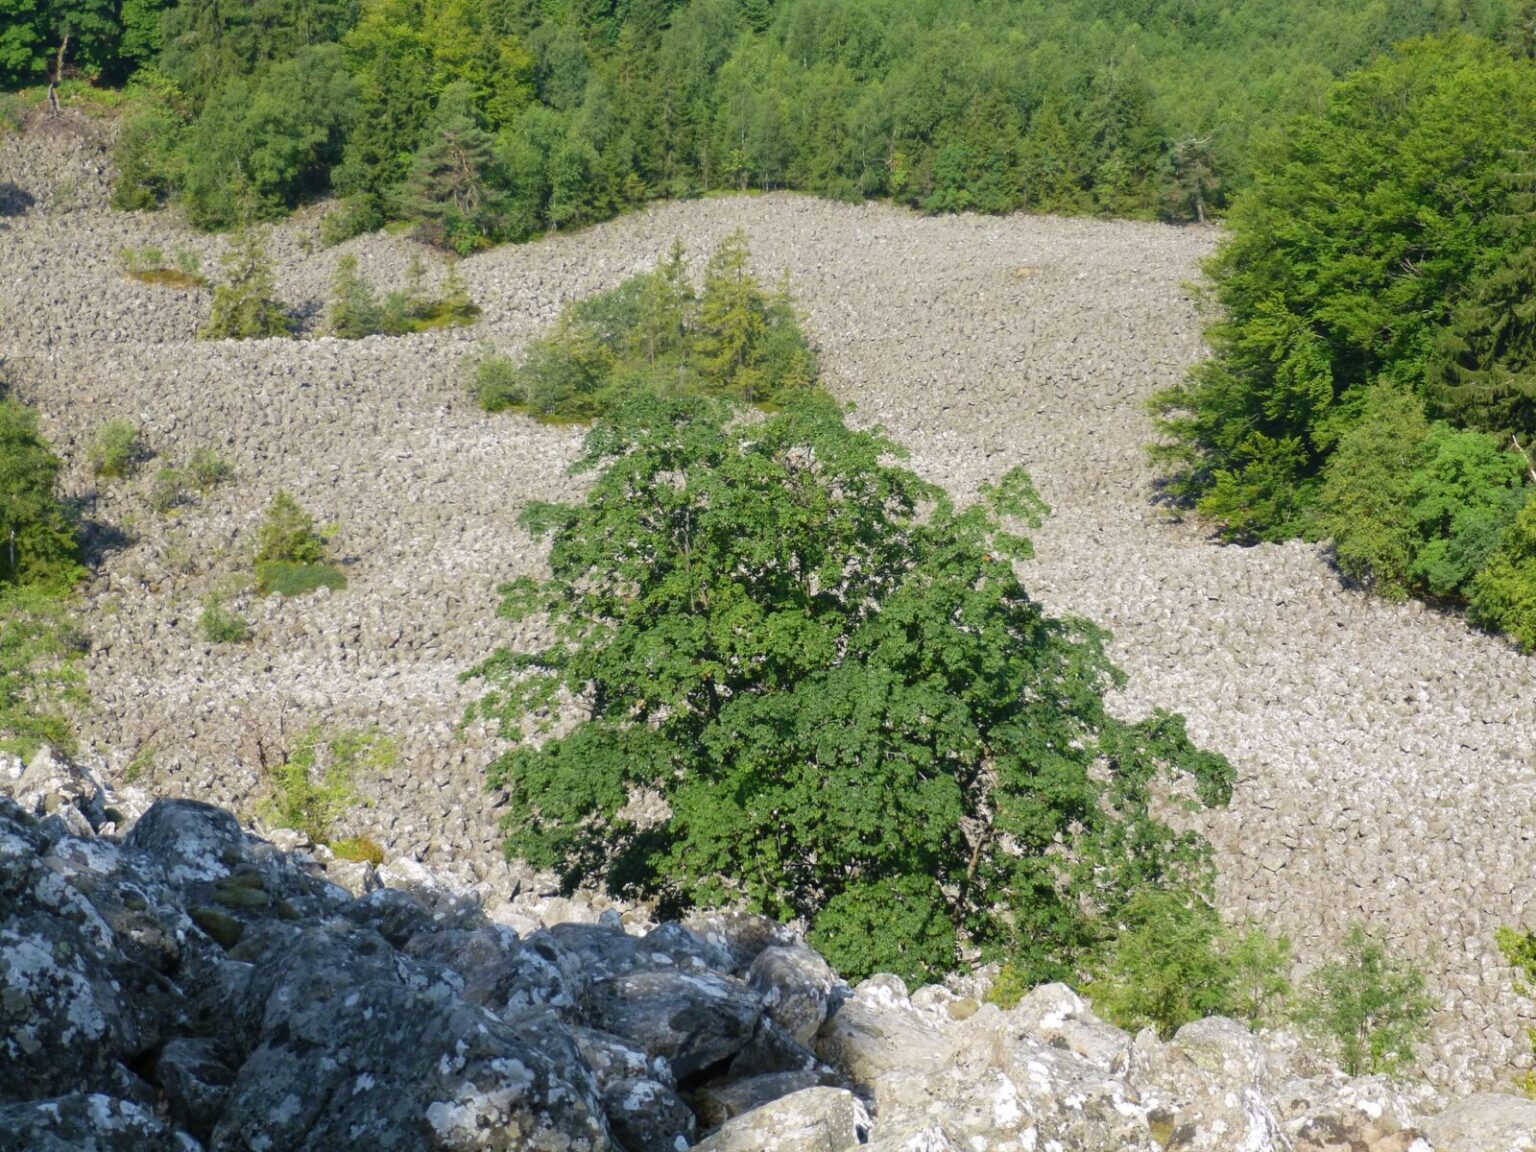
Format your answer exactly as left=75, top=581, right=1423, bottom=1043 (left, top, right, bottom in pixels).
left=0, top=1093, right=201, bottom=1152
left=602, top=1078, right=696, bottom=1152
left=691, top=1087, right=868, bottom=1152
left=584, top=969, right=762, bottom=1081
left=748, top=946, right=836, bottom=1047
left=1422, top=1093, right=1536, bottom=1151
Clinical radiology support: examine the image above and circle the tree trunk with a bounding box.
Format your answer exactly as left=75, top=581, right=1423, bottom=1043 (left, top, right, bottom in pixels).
left=47, top=33, right=69, bottom=115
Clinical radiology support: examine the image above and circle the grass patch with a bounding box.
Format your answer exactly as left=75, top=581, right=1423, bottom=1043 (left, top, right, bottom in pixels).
left=255, top=561, right=346, bottom=597
left=331, top=835, right=386, bottom=865
left=120, top=246, right=207, bottom=291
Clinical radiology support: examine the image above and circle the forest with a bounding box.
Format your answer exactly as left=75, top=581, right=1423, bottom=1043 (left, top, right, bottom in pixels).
left=0, top=0, right=1525, bottom=246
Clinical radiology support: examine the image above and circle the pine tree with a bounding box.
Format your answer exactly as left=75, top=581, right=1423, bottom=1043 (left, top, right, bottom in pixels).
left=403, top=95, right=502, bottom=254
left=201, top=229, right=292, bottom=340
left=692, top=229, right=766, bottom=399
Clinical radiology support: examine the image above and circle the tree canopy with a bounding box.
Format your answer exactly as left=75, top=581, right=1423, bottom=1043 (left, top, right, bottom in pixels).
left=1151, top=35, right=1536, bottom=645
left=470, top=393, right=1232, bottom=983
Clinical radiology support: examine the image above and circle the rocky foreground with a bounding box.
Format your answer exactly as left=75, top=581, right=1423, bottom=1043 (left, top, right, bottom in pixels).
left=4, top=112, right=1536, bottom=1094
left=8, top=751, right=1536, bottom=1152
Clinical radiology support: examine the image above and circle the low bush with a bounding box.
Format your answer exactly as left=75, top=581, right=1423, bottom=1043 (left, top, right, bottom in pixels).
left=89, top=420, right=148, bottom=480
left=1294, top=924, right=1431, bottom=1076
left=254, top=492, right=327, bottom=566
left=198, top=595, right=251, bottom=643
left=0, top=585, right=86, bottom=759
left=119, top=245, right=206, bottom=290
left=471, top=233, right=817, bottom=422
left=150, top=467, right=190, bottom=514
left=328, top=254, right=479, bottom=339
left=330, top=835, right=386, bottom=865
left=261, top=724, right=395, bottom=844
left=186, top=448, right=234, bottom=491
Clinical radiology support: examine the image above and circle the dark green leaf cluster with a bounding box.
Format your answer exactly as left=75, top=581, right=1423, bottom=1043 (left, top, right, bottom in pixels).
left=1151, top=36, right=1536, bottom=646
left=470, top=392, right=1232, bottom=983
left=88, top=0, right=1512, bottom=238
left=474, top=233, right=816, bottom=421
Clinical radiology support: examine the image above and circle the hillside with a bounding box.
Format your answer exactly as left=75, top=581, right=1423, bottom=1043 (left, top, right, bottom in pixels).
left=3, top=112, right=1536, bottom=1099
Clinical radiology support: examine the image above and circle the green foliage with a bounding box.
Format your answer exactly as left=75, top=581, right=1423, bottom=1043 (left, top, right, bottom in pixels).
left=469, top=392, right=1232, bottom=982
left=89, top=419, right=147, bottom=480
left=0, top=584, right=85, bottom=759
left=198, top=594, right=250, bottom=643
left=328, top=253, right=480, bottom=338
left=1469, top=494, right=1536, bottom=648
left=186, top=447, right=233, bottom=490
left=480, top=235, right=817, bottom=421
left=149, top=466, right=189, bottom=514
left=255, top=561, right=347, bottom=597
left=1078, top=889, right=1292, bottom=1038
left=1318, top=386, right=1530, bottom=602
left=0, top=396, right=79, bottom=590
left=1154, top=36, right=1536, bottom=539
left=1496, top=925, right=1536, bottom=1097
left=201, top=230, right=292, bottom=340
left=260, top=724, right=394, bottom=843
left=1295, top=924, right=1432, bottom=1077
left=254, top=491, right=327, bottom=566
left=119, top=244, right=206, bottom=289
left=331, top=835, right=385, bottom=865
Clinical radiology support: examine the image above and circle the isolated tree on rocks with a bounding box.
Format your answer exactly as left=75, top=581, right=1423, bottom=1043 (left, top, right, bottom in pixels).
left=470, top=393, right=1233, bottom=983
left=202, top=229, right=292, bottom=340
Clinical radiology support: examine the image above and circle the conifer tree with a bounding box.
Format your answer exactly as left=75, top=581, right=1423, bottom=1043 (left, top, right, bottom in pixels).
left=692, top=229, right=766, bottom=398
left=201, top=229, right=292, bottom=340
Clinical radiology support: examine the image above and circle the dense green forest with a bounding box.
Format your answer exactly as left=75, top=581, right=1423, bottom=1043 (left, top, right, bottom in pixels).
left=1152, top=34, right=1536, bottom=648
left=3, top=0, right=1526, bottom=243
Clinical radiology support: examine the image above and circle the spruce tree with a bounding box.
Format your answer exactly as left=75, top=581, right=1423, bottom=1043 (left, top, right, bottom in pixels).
left=692, top=229, right=765, bottom=399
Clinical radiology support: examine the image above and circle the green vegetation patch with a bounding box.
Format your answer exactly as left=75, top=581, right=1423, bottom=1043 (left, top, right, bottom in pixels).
left=468, top=391, right=1233, bottom=985
left=328, top=253, right=478, bottom=338
left=260, top=724, right=396, bottom=844
left=473, top=233, right=817, bottom=422
left=1151, top=35, right=1536, bottom=647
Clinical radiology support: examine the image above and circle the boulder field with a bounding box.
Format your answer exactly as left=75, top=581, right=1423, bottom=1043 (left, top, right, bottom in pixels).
left=2, top=111, right=1536, bottom=1095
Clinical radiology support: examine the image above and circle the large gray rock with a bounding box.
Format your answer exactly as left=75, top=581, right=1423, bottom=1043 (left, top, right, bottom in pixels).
left=748, top=946, right=836, bottom=1046
left=0, top=1093, right=203, bottom=1152
left=815, top=975, right=951, bottom=1084
left=602, top=1078, right=696, bottom=1152
left=585, top=969, right=763, bottom=1080
left=1422, top=1093, right=1536, bottom=1151
left=125, top=800, right=246, bottom=887
left=691, top=1087, right=868, bottom=1152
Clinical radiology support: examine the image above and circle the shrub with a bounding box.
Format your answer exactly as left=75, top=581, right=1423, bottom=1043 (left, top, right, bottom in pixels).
left=475, top=235, right=817, bottom=422
left=201, top=230, right=292, bottom=340
left=254, top=491, right=327, bottom=565
left=328, top=253, right=480, bottom=339
left=1076, top=889, right=1292, bottom=1038
left=327, top=253, right=382, bottom=338
left=0, top=396, right=80, bottom=590
left=330, top=835, right=386, bottom=865
left=1496, top=925, right=1536, bottom=1097
left=198, top=595, right=251, bottom=643
left=187, top=448, right=234, bottom=491
left=255, top=561, right=347, bottom=597
left=261, top=724, right=395, bottom=844
left=470, top=347, right=522, bottom=412
left=1469, top=495, right=1536, bottom=648
left=1295, top=924, right=1432, bottom=1076
left=469, top=393, right=1233, bottom=984
left=89, top=420, right=148, bottom=480
left=0, top=585, right=86, bottom=759
left=150, top=467, right=190, bottom=514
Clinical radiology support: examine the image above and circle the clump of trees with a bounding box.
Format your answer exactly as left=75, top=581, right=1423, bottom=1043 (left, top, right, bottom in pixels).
left=253, top=491, right=345, bottom=597
left=327, top=254, right=479, bottom=338
left=469, top=391, right=1234, bottom=984
left=201, top=229, right=291, bottom=340
left=1152, top=36, right=1536, bottom=648
left=473, top=233, right=816, bottom=421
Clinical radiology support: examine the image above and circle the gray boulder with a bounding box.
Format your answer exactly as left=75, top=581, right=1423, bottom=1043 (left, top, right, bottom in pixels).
left=602, top=1078, right=697, bottom=1152
left=748, top=945, right=836, bottom=1046
left=585, top=969, right=763, bottom=1080
left=0, top=1093, right=202, bottom=1152
left=691, top=1087, right=868, bottom=1152
left=1422, top=1092, right=1536, bottom=1151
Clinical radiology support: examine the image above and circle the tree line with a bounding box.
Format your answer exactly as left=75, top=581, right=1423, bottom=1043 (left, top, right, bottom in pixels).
left=5, top=0, right=1525, bottom=245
